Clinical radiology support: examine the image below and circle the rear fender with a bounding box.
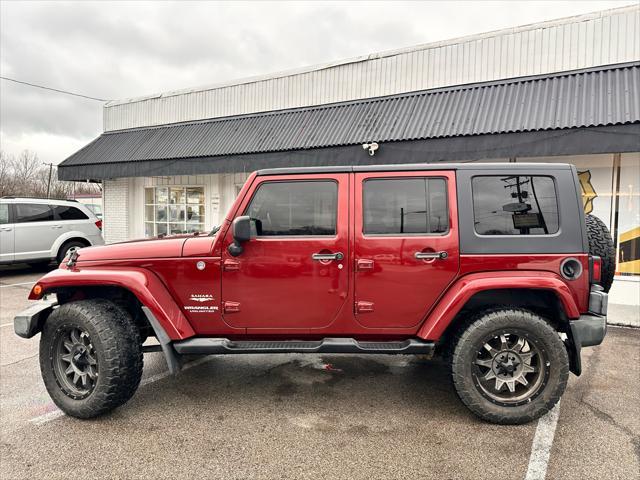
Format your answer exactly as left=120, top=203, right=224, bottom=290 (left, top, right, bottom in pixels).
left=417, top=271, right=581, bottom=340
left=49, top=231, right=92, bottom=258
left=30, top=267, right=195, bottom=340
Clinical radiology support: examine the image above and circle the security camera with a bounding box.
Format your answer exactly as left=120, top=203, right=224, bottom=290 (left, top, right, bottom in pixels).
left=362, top=142, right=379, bottom=156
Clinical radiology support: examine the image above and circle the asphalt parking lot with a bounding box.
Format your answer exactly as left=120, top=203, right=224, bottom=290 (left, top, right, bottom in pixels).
left=1, top=266, right=638, bottom=480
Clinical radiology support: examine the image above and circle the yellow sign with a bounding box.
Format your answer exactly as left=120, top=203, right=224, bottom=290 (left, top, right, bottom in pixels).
left=578, top=170, right=597, bottom=214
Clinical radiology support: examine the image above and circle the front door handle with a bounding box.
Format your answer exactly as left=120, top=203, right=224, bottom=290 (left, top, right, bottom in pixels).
left=0, top=227, right=11, bottom=232
left=51, top=225, right=63, bottom=229
left=312, top=252, right=344, bottom=261
left=415, top=251, right=448, bottom=260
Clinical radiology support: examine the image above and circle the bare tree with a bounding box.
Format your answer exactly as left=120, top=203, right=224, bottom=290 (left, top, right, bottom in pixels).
left=0, top=151, right=12, bottom=197
left=0, top=149, right=100, bottom=199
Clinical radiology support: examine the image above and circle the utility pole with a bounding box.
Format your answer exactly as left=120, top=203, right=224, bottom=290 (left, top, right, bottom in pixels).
left=44, top=163, right=54, bottom=198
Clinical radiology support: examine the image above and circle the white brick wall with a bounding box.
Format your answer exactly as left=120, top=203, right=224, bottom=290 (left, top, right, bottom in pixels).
left=103, top=178, right=130, bottom=244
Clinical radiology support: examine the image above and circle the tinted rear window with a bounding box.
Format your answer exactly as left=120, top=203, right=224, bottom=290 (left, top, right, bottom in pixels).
left=53, top=205, right=89, bottom=220
left=14, top=204, right=54, bottom=223
left=472, top=175, right=559, bottom=235
left=363, top=178, right=448, bottom=235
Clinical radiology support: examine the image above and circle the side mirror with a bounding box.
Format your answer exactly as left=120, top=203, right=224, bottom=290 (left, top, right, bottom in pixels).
left=228, top=216, right=252, bottom=257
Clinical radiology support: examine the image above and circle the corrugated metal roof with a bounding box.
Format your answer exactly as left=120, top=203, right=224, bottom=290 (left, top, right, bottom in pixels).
left=103, top=6, right=640, bottom=131
left=62, top=62, right=640, bottom=168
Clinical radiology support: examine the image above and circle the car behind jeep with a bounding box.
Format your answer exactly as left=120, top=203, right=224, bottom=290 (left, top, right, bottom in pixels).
left=15, top=163, right=613, bottom=424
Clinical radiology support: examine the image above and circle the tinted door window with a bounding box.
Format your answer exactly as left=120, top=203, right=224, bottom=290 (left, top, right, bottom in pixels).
left=246, top=181, right=337, bottom=236
left=14, top=204, right=54, bottom=223
left=52, top=205, right=89, bottom=220
left=0, top=204, right=8, bottom=224
left=363, top=178, right=448, bottom=234
left=472, top=175, right=559, bottom=235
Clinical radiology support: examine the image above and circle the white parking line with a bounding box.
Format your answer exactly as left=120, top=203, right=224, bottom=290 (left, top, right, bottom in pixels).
left=0, top=322, right=13, bottom=328
left=28, top=356, right=214, bottom=425
left=524, top=400, right=561, bottom=480
left=0, top=281, right=35, bottom=288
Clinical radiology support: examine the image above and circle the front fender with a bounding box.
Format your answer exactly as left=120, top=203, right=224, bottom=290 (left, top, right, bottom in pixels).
left=417, top=271, right=581, bottom=341
left=29, top=267, right=195, bottom=340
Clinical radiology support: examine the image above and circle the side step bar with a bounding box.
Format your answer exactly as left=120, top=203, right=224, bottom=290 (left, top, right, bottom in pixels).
left=172, top=337, right=435, bottom=356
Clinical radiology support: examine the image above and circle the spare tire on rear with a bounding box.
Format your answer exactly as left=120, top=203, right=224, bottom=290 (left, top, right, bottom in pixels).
left=585, top=214, right=615, bottom=292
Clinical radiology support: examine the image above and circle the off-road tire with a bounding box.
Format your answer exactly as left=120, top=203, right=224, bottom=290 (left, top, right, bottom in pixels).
left=56, top=240, right=86, bottom=265
left=585, top=214, right=615, bottom=292
left=451, top=308, right=569, bottom=425
left=39, top=299, right=143, bottom=419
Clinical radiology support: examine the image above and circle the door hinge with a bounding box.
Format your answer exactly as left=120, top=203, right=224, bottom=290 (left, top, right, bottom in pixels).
left=223, top=301, right=241, bottom=313
left=355, top=301, right=374, bottom=313
left=223, top=259, right=240, bottom=271
left=356, top=259, right=374, bottom=271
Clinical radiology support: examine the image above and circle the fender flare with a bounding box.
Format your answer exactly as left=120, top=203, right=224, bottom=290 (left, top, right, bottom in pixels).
left=417, top=271, right=581, bottom=341
left=30, top=267, right=195, bottom=340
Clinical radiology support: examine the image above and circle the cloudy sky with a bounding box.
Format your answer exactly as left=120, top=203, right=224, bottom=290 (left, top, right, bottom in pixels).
left=0, top=0, right=633, bottom=165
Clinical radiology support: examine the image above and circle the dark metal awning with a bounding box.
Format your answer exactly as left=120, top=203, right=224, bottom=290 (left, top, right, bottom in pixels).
left=59, top=62, right=640, bottom=181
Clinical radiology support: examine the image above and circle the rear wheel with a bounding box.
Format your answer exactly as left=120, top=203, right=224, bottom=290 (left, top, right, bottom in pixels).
left=40, top=299, right=143, bottom=419
left=451, top=308, right=568, bottom=424
left=56, top=240, right=87, bottom=264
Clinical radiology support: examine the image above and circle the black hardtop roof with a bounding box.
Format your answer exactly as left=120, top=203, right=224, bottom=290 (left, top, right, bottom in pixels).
left=256, top=162, right=574, bottom=176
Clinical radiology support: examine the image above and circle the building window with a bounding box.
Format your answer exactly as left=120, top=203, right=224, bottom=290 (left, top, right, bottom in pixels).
left=472, top=175, right=559, bottom=235
left=363, top=178, right=448, bottom=235
left=245, top=181, right=337, bottom=236
left=144, top=187, right=204, bottom=237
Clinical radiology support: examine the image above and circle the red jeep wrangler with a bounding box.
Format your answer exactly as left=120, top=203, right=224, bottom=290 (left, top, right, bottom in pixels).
left=15, top=163, right=612, bottom=424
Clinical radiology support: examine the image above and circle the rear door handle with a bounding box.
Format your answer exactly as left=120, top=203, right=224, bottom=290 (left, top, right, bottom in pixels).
left=51, top=225, right=63, bottom=229
left=312, top=252, right=344, bottom=261
left=415, top=251, right=448, bottom=260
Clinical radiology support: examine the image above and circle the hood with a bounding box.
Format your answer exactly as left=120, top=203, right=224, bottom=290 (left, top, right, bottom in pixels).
left=76, top=236, right=188, bottom=262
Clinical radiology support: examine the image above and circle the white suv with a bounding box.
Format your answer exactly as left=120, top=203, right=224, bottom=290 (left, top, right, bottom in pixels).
left=0, top=198, right=104, bottom=265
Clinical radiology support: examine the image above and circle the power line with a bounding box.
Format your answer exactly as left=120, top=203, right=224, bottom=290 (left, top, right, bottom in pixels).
left=0, top=76, right=109, bottom=102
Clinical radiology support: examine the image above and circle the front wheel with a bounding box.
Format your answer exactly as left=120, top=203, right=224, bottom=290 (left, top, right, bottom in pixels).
left=451, top=308, right=569, bottom=424
left=39, top=299, right=143, bottom=419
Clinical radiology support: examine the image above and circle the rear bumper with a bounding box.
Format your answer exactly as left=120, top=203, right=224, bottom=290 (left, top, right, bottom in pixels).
left=588, top=285, right=608, bottom=316
left=570, top=314, right=607, bottom=349
left=14, top=300, right=56, bottom=338
left=567, top=286, right=608, bottom=376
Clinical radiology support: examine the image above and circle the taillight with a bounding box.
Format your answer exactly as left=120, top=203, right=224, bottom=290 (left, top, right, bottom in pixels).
left=95, top=220, right=102, bottom=230
left=591, top=255, right=602, bottom=284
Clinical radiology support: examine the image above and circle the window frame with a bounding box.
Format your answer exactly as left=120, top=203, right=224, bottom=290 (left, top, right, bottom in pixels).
left=242, top=179, right=340, bottom=238
left=143, top=185, right=205, bottom=237
left=361, top=176, right=450, bottom=237
left=470, top=174, right=561, bottom=238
